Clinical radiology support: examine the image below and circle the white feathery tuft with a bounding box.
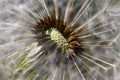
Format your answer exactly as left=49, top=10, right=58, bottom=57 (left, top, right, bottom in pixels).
left=0, top=0, right=120, bottom=80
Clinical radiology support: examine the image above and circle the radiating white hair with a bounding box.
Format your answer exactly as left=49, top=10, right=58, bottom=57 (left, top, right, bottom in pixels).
left=0, top=0, right=120, bottom=80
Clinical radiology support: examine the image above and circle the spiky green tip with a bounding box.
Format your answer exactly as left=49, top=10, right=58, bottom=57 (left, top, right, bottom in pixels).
left=46, top=28, right=68, bottom=49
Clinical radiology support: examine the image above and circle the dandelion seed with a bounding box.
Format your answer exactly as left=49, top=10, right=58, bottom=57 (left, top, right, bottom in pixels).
left=0, top=0, right=120, bottom=80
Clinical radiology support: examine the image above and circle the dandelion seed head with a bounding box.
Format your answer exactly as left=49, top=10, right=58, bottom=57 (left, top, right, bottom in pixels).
left=0, top=0, right=120, bottom=80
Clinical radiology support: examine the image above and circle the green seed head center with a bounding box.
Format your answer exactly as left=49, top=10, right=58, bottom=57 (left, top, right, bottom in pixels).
left=46, top=28, right=68, bottom=49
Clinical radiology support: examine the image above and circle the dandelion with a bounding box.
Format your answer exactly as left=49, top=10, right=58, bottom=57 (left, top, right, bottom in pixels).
left=0, top=0, right=120, bottom=80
